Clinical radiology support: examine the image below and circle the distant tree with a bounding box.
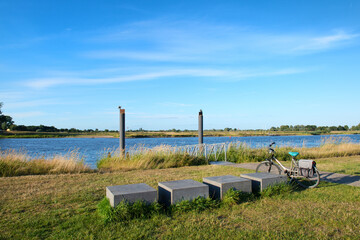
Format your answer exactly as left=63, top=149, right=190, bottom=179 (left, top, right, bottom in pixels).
left=280, top=125, right=290, bottom=131
left=0, top=103, right=14, bottom=130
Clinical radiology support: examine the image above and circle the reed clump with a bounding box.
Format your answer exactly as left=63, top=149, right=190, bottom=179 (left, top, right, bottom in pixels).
left=0, top=149, right=92, bottom=177
left=97, top=145, right=207, bottom=171
left=224, top=136, right=360, bottom=163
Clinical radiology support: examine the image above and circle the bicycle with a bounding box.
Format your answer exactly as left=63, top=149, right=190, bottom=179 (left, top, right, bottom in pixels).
left=256, top=142, right=320, bottom=188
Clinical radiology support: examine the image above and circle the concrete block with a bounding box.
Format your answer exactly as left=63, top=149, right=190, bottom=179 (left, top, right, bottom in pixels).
left=240, top=173, right=288, bottom=192
left=106, top=183, right=157, bottom=207
left=203, top=175, right=252, bottom=200
left=158, top=179, right=209, bottom=206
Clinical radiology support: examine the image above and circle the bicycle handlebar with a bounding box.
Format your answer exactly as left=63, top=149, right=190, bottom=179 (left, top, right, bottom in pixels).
left=268, top=142, right=275, bottom=153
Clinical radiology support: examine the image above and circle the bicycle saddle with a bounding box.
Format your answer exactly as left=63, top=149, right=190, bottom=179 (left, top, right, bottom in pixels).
left=288, top=152, right=299, bottom=157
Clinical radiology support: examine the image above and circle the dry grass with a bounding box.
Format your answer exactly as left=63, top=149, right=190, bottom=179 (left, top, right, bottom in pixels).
left=97, top=145, right=206, bottom=171
left=0, top=149, right=92, bottom=177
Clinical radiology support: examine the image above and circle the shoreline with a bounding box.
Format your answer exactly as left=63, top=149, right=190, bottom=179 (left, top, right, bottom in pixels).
left=0, top=131, right=359, bottom=139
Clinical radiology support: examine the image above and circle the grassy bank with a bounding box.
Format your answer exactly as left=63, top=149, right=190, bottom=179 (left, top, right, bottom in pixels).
left=223, top=138, right=360, bottom=163
left=0, top=150, right=92, bottom=177
left=97, top=138, right=360, bottom=171
left=1, top=165, right=360, bottom=239
left=1, top=130, right=360, bottom=138
left=97, top=146, right=207, bottom=171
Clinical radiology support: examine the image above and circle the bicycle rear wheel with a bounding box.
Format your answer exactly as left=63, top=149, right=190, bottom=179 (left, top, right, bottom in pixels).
left=291, top=167, right=320, bottom=188
left=256, top=161, right=282, bottom=175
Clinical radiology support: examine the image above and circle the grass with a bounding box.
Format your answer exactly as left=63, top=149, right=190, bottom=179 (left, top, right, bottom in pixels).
left=97, top=145, right=207, bottom=171
left=222, top=137, right=360, bottom=163
left=0, top=165, right=360, bottom=239
left=315, top=155, right=360, bottom=176
left=0, top=149, right=92, bottom=177
left=97, top=137, right=360, bottom=171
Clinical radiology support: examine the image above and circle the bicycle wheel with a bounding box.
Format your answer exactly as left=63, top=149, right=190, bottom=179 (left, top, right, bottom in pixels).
left=256, top=161, right=282, bottom=175
left=291, top=167, right=320, bottom=189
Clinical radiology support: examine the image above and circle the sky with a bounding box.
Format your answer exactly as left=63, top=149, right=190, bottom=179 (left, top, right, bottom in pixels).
left=0, top=0, right=360, bottom=130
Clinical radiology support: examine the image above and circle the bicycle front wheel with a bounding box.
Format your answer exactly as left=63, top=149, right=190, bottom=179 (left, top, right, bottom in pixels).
left=256, top=161, right=282, bottom=175
left=292, top=167, right=320, bottom=189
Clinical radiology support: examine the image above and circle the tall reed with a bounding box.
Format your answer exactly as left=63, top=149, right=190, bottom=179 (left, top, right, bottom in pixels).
left=0, top=149, right=92, bottom=177
left=97, top=145, right=206, bottom=171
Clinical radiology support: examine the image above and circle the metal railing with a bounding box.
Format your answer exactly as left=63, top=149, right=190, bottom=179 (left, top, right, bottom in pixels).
left=126, top=141, right=246, bottom=162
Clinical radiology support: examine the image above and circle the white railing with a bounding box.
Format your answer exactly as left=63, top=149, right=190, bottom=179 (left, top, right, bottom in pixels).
left=126, top=141, right=245, bottom=161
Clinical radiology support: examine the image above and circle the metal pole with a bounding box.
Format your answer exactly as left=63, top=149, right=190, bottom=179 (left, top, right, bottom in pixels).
left=198, top=109, right=203, bottom=145
left=119, top=106, right=125, bottom=156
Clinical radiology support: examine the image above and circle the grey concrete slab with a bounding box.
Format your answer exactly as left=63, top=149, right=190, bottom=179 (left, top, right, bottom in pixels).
left=240, top=173, right=288, bottom=192
left=158, top=179, right=209, bottom=206
left=106, top=183, right=157, bottom=207
left=203, top=175, right=252, bottom=200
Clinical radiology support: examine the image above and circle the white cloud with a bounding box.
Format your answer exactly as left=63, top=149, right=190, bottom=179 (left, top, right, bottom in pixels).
left=84, top=21, right=359, bottom=61
left=23, top=66, right=308, bottom=89
left=24, top=68, right=226, bottom=89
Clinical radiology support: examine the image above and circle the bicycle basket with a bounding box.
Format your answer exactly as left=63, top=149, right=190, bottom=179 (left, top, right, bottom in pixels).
left=298, top=160, right=316, bottom=178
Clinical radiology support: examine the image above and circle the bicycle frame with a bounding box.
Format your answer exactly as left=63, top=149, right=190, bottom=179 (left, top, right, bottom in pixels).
left=267, top=151, right=299, bottom=176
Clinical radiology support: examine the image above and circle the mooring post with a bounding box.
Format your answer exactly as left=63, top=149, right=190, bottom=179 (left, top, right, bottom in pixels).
left=119, top=106, right=125, bottom=156
left=198, top=110, right=203, bottom=154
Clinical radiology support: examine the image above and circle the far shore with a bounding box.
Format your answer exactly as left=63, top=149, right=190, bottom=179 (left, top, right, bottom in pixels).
left=1, top=130, right=359, bottom=139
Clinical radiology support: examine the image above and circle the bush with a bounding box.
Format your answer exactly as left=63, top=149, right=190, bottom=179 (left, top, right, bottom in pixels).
left=97, top=198, right=163, bottom=223
left=222, top=188, right=255, bottom=207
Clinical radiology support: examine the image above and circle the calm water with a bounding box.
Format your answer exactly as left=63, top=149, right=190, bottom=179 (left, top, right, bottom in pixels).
left=1, top=134, right=359, bottom=168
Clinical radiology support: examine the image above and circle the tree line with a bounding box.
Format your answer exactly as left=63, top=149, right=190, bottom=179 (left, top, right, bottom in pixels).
left=1, top=102, right=360, bottom=133
left=269, top=124, right=360, bottom=132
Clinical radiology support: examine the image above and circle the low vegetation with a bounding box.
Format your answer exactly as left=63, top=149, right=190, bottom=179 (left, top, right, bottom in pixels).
left=97, top=185, right=286, bottom=223
left=97, top=145, right=207, bottom=171
left=0, top=149, right=92, bottom=177
left=1, top=165, right=359, bottom=239
left=97, top=137, right=360, bottom=171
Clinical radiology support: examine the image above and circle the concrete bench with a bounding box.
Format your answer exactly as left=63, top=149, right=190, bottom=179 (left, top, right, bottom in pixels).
left=203, top=175, right=252, bottom=200
left=106, top=183, right=157, bottom=207
left=158, top=179, right=209, bottom=206
left=240, top=173, right=288, bottom=192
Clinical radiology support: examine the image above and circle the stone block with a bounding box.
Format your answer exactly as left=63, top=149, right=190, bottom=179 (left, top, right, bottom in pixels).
left=106, top=183, right=157, bottom=207
left=158, top=179, right=209, bottom=206
left=240, top=173, right=287, bottom=192
left=203, top=175, right=252, bottom=200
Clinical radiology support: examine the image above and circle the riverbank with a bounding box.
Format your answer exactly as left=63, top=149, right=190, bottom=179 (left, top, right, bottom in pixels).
left=1, top=164, right=360, bottom=239
left=1, top=130, right=359, bottom=139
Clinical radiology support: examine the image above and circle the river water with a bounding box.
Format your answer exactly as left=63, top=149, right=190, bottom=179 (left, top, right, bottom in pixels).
left=1, top=134, right=359, bottom=168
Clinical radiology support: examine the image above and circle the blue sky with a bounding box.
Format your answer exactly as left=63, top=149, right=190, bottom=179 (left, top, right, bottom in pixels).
left=1, top=0, right=360, bottom=130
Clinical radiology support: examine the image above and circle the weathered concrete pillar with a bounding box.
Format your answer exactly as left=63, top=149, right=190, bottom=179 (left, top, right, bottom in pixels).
left=119, top=106, right=125, bottom=156
left=198, top=110, right=203, bottom=145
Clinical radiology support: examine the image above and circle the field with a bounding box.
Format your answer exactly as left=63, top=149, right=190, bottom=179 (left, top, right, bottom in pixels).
left=1, top=154, right=360, bottom=239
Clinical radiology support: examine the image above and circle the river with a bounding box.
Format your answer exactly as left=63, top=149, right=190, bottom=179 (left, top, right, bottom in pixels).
left=1, top=134, right=359, bottom=168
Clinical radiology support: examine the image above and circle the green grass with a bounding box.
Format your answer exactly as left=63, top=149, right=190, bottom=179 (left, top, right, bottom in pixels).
left=1, top=165, right=360, bottom=239
left=315, top=155, right=360, bottom=175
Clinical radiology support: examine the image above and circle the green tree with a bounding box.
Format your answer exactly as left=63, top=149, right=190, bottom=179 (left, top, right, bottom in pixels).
left=0, top=103, right=14, bottom=130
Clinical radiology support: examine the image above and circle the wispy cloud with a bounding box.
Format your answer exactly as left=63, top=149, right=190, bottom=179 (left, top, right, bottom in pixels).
left=24, top=67, right=307, bottom=89
left=24, top=68, right=225, bottom=89
left=84, top=20, right=359, bottom=62
left=291, top=31, right=359, bottom=52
